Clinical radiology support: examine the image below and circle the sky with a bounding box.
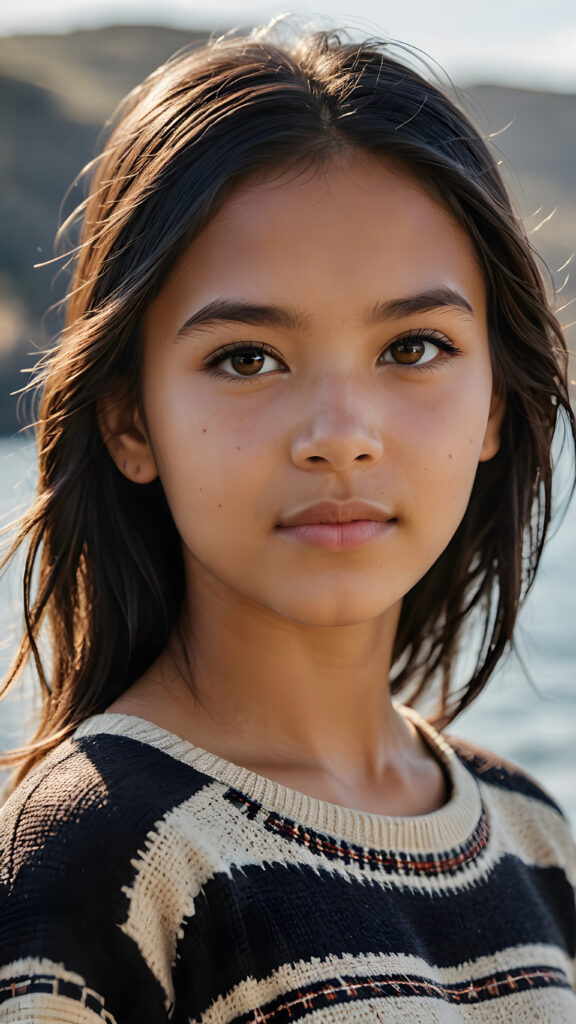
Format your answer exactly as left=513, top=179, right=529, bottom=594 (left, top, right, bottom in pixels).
left=1, top=0, right=576, bottom=92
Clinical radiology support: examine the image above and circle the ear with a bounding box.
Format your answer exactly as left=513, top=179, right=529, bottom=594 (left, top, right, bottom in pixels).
left=97, top=394, right=158, bottom=483
left=479, top=391, right=506, bottom=462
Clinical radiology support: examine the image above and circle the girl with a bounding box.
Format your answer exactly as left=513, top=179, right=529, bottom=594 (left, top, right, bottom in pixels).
left=0, top=20, right=575, bottom=1024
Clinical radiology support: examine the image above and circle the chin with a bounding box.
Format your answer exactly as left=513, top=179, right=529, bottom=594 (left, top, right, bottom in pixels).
left=268, top=590, right=399, bottom=628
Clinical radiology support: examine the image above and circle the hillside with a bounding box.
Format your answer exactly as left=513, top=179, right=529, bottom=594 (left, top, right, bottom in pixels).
left=0, top=26, right=574, bottom=433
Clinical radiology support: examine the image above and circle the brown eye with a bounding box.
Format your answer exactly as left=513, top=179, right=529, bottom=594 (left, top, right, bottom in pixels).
left=380, top=331, right=454, bottom=367
left=230, top=350, right=266, bottom=375
left=207, top=343, right=285, bottom=379
left=390, top=337, right=427, bottom=364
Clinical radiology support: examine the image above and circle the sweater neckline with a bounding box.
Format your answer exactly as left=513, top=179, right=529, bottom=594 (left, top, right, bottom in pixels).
left=74, top=705, right=482, bottom=853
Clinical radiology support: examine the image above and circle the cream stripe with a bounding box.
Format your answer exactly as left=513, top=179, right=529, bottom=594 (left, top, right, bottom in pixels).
left=193, top=944, right=575, bottom=1024
left=0, top=959, right=113, bottom=1024
left=120, top=773, right=482, bottom=1004
left=73, top=708, right=573, bottom=879
left=0, top=957, right=87, bottom=988
left=119, top=780, right=275, bottom=1008
left=479, top=783, right=576, bottom=881
left=118, top=772, right=575, bottom=1006
left=74, top=708, right=482, bottom=852
left=242, top=1000, right=459, bottom=1023
left=0, top=994, right=111, bottom=1024
left=237, top=987, right=576, bottom=1024
left=118, top=773, right=571, bottom=928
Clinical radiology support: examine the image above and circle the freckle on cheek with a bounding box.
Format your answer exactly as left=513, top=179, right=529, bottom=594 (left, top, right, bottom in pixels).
left=235, top=446, right=241, bottom=451
left=202, top=428, right=207, bottom=433
left=448, top=453, right=453, bottom=460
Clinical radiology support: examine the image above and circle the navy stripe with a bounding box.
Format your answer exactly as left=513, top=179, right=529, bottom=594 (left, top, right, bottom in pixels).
left=172, top=856, right=575, bottom=1018
left=227, top=965, right=572, bottom=1024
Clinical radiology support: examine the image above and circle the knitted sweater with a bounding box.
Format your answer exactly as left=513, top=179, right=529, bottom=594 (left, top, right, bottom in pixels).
left=0, top=707, right=574, bottom=1023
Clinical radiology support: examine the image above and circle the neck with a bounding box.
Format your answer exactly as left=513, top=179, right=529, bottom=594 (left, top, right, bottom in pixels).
left=135, top=563, right=417, bottom=785
left=108, top=566, right=449, bottom=815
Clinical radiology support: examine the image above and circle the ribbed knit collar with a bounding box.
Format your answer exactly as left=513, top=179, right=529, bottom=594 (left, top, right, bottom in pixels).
left=74, top=705, right=482, bottom=854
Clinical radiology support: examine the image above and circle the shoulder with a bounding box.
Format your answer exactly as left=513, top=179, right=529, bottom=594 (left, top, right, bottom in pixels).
left=0, top=729, right=213, bottom=890
left=0, top=731, right=217, bottom=1022
left=443, top=732, right=576, bottom=897
left=407, top=703, right=569, bottom=820
left=443, top=731, right=565, bottom=816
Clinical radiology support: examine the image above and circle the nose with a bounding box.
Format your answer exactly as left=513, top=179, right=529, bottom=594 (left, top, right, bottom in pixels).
left=290, top=378, right=384, bottom=471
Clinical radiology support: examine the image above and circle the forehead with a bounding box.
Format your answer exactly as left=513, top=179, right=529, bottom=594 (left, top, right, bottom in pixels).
left=154, top=154, right=486, bottom=323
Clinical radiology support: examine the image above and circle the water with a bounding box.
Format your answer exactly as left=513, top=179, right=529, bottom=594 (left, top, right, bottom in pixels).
left=1, top=434, right=575, bottom=824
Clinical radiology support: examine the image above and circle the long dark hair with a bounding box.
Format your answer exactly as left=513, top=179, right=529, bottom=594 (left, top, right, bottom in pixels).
left=1, top=23, right=574, bottom=793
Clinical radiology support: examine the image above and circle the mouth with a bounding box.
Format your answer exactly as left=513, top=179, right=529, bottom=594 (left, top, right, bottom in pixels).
left=275, top=500, right=397, bottom=552
left=278, top=499, right=395, bottom=527
left=275, top=519, right=397, bottom=552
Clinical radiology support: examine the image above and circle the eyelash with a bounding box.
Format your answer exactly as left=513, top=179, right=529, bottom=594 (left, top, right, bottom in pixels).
left=203, top=329, right=462, bottom=382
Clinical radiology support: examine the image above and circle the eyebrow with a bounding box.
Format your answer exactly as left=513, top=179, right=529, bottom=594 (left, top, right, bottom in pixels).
left=175, top=286, right=474, bottom=338
left=364, top=286, right=474, bottom=324
left=177, top=300, right=310, bottom=336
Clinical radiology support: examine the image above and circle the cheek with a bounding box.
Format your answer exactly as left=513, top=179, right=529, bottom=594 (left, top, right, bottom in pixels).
left=144, top=380, right=270, bottom=538
left=400, top=382, right=491, bottom=520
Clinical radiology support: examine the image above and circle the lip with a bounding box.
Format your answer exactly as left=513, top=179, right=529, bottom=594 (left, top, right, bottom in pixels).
left=276, top=520, right=396, bottom=551
left=275, top=501, right=397, bottom=552
left=277, top=500, right=394, bottom=527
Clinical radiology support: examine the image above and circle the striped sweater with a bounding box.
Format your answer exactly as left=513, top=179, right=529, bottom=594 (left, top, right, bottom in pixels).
left=0, top=707, right=574, bottom=1023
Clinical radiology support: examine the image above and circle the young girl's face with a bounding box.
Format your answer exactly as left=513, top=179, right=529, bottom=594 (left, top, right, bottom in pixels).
left=129, top=154, right=501, bottom=628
